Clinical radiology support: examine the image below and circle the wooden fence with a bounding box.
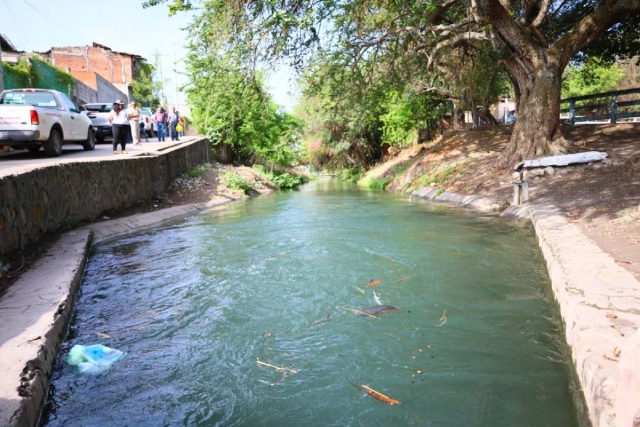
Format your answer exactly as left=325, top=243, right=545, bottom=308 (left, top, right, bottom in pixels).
left=560, top=88, right=640, bottom=125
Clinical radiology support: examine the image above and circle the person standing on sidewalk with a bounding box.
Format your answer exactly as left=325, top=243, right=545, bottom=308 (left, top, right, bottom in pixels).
left=128, top=102, right=141, bottom=145
left=168, top=106, right=180, bottom=141
left=153, top=107, right=167, bottom=142
left=108, top=100, right=129, bottom=154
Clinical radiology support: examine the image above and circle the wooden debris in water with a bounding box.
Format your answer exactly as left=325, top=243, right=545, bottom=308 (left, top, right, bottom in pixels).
left=435, top=310, right=447, bottom=327
left=366, top=279, right=383, bottom=287
left=256, top=359, right=298, bottom=374
left=355, top=286, right=366, bottom=294
left=314, top=313, right=332, bottom=325
left=397, top=276, right=410, bottom=283
left=337, top=306, right=380, bottom=319
left=359, top=305, right=399, bottom=316
left=354, top=384, right=401, bottom=405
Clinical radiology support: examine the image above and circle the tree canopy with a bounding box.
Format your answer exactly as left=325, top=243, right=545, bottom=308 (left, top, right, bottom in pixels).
left=151, top=0, right=640, bottom=165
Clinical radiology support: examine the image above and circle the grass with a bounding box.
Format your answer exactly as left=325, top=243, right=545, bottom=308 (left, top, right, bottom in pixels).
left=222, top=171, right=254, bottom=195
left=366, top=177, right=390, bottom=190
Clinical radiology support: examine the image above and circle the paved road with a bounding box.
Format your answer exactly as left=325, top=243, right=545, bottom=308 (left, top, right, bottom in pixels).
left=0, top=136, right=199, bottom=178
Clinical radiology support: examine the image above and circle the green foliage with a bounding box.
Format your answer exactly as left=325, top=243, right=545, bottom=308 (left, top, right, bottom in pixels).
left=29, top=57, right=75, bottom=95
left=417, top=164, right=460, bottom=187
left=185, top=163, right=211, bottom=178
left=132, top=61, right=161, bottom=107
left=222, top=171, right=254, bottom=194
left=251, top=165, right=308, bottom=189
left=366, top=177, right=390, bottom=190
left=336, top=167, right=363, bottom=183
left=185, top=27, right=302, bottom=166
left=562, top=58, right=625, bottom=99
left=2, top=60, right=31, bottom=89
left=270, top=172, right=307, bottom=189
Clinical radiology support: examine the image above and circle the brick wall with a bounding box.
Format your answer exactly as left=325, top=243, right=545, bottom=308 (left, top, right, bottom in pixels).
left=0, top=138, right=210, bottom=255
left=51, top=46, right=136, bottom=86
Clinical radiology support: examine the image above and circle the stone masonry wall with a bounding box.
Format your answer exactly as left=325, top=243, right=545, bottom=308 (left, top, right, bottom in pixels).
left=0, top=138, right=210, bottom=255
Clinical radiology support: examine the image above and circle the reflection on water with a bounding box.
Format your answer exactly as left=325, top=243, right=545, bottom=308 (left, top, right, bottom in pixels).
left=42, top=179, right=584, bottom=427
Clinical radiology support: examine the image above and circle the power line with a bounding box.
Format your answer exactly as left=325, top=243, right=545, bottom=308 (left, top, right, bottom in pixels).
left=3, top=0, right=32, bottom=50
left=21, top=0, right=84, bottom=41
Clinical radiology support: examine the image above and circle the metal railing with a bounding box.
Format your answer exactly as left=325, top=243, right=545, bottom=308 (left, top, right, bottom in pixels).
left=560, top=88, right=640, bottom=125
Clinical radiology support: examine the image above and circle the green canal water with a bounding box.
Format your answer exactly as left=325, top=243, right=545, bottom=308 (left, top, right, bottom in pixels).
left=42, top=179, right=584, bottom=426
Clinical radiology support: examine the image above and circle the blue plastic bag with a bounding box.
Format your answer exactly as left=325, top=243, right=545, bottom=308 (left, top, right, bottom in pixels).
left=67, top=344, right=126, bottom=373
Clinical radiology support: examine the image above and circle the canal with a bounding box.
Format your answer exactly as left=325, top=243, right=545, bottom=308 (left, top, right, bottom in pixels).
left=42, top=179, right=584, bottom=426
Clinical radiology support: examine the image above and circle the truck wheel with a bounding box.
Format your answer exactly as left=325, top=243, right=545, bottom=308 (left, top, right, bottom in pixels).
left=43, top=129, right=63, bottom=157
left=26, top=144, right=41, bottom=153
left=82, top=128, right=96, bottom=151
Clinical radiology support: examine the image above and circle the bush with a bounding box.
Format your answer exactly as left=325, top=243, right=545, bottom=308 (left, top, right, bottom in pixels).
left=336, top=167, right=363, bottom=182
left=366, top=177, right=390, bottom=190
left=186, top=163, right=211, bottom=178
left=222, top=171, right=254, bottom=194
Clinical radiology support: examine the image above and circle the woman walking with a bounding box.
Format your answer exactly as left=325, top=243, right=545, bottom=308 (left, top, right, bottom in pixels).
left=108, top=100, right=129, bottom=154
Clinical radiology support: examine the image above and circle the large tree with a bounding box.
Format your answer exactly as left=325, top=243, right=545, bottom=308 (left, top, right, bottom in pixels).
left=148, top=0, right=640, bottom=163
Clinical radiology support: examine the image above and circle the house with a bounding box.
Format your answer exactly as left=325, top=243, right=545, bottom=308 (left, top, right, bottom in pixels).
left=0, top=34, right=25, bottom=65
left=39, top=42, right=146, bottom=102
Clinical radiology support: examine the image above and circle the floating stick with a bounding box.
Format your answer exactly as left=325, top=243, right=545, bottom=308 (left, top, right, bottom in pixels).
left=355, top=286, right=366, bottom=294
left=397, top=276, right=410, bottom=283
left=337, top=306, right=380, bottom=319
left=256, top=359, right=298, bottom=374
left=435, top=310, right=447, bottom=327
left=355, top=384, right=401, bottom=405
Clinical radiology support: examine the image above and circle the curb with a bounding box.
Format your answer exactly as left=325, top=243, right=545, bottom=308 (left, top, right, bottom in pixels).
left=0, top=198, right=234, bottom=427
left=0, top=229, right=93, bottom=427
left=410, top=187, right=640, bottom=426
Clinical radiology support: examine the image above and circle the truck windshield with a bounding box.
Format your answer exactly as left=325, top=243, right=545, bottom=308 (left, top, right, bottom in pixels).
left=0, top=91, right=61, bottom=108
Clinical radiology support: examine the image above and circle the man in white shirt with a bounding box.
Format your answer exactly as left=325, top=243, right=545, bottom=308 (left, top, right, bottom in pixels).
left=128, top=102, right=141, bottom=145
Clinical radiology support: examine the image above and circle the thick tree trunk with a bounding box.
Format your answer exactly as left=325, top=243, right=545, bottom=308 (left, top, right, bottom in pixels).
left=501, top=58, right=569, bottom=164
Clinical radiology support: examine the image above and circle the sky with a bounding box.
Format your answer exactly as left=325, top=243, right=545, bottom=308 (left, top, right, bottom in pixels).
left=0, top=0, right=298, bottom=111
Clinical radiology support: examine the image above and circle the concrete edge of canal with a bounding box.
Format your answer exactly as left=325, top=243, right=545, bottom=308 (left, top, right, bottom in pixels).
left=0, top=197, right=241, bottom=427
left=412, top=188, right=640, bottom=427
left=1, top=183, right=639, bottom=427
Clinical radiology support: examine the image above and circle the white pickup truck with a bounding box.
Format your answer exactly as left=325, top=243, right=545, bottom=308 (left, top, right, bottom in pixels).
left=0, top=88, right=95, bottom=157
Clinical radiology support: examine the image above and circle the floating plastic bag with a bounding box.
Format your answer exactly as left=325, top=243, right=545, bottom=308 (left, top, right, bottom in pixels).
left=67, top=344, right=126, bottom=374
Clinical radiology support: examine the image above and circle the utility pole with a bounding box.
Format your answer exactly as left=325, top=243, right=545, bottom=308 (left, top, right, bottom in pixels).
left=172, top=43, right=179, bottom=109
left=155, top=51, right=166, bottom=106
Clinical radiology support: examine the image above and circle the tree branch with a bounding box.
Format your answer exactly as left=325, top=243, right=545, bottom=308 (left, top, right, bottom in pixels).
left=531, top=0, right=551, bottom=28
left=427, top=32, right=489, bottom=70
left=551, top=0, right=640, bottom=66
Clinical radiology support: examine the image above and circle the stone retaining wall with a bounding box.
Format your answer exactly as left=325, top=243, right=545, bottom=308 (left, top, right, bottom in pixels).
left=0, top=138, right=210, bottom=255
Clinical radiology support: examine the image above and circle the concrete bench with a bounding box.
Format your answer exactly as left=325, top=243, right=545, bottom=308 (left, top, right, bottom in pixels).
left=511, top=151, right=608, bottom=205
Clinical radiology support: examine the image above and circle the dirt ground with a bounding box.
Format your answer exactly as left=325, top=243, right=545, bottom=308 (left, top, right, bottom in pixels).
left=2, top=125, right=639, bottom=295
left=381, top=123, right=640, bottom=280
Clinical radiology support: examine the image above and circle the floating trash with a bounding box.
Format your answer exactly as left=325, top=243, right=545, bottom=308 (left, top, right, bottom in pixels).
left=366, top=279, right=383, bottom=287
left=358, top=305, right=399, bottom=317
left=354, top=384, right=401, bottom=405
left=67, top=344, right=126, bottom=374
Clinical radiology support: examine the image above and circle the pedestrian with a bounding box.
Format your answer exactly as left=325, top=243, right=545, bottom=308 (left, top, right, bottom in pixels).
left=153, top=106, right=167, bottom=142
left=168, top=106, right=180, bottom=141
left=137, top=105, right=149, bottom=142
left=128, top=102, right=141, bottom=145
left=108, top=100, right=129, bottom=154
left=177, top=116, right=185, bottom=138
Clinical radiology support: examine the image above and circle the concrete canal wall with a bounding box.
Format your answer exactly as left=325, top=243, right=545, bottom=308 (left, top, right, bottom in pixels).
left=0, top=138, right=210, bottom=256
left=412, top=188, right=640, bottom=427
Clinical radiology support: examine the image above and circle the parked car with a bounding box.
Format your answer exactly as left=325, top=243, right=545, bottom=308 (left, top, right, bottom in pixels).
left=140, top=107, right=155, bottom=137
left=85, top=103, right=114, bottom=143
left=0, top=88, right=95, bottom=156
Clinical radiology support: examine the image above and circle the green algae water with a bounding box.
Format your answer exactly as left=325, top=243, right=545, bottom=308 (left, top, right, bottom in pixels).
left=42, top=179, right=584, bottom=426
